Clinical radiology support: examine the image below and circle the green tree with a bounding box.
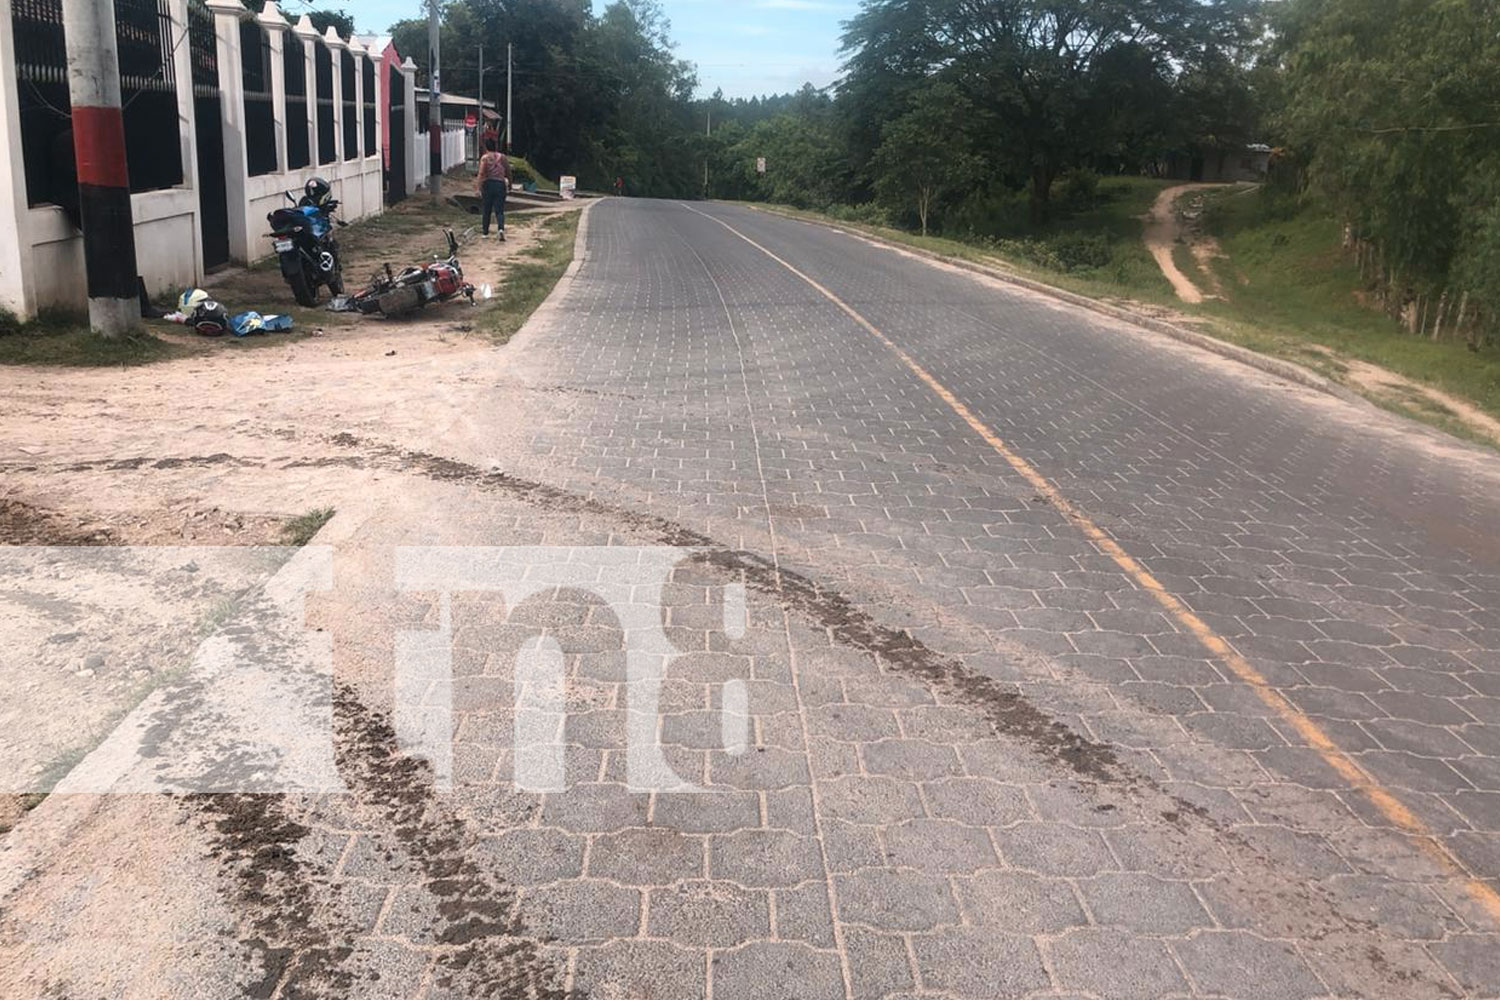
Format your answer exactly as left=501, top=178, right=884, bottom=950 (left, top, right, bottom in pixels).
left=1275, top=0, right=1500, bottom=339
left=870, top=82, right=981, bottom=235
left=390, top=0, right=604, bottom=182
left=729, top=108, right=846, bottom=209
left=842, top=0, right=1259, bottom=221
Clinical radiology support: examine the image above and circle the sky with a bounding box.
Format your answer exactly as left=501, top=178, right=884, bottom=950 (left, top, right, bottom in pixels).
left=312, top=0, right=856, bottom=99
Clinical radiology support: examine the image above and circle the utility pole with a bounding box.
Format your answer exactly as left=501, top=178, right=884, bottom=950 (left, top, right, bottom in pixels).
left=61, top=0, right=140, bottom=336
left=505, top=42, right=512, bottom=150
left=427, top=0, right=442, bottom=199
left=703, top=108, right=711, bottom=198
left=475, top=40, right=483, bottom=169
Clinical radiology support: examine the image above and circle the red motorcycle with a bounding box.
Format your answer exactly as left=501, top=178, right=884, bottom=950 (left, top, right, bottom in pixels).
left=346, top=228, right=475, bottom=317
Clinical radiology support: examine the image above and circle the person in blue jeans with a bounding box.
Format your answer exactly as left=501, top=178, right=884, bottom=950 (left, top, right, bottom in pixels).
left=476, top=139, right=511, bottom=240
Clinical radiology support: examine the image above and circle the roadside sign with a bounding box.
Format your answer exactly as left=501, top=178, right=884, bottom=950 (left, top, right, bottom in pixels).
left=756, top=157, right=766, bottom=175
left=560, top=176, right=577, bottom=200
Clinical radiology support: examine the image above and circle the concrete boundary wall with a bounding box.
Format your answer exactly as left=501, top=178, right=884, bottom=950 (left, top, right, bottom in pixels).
left=0, top=0, right=433, bottom=318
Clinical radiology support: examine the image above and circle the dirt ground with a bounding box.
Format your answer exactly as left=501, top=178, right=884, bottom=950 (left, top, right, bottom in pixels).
left=1301, top=344, right=1500, bottom=447
left=0, top=199, right=586, bottom=832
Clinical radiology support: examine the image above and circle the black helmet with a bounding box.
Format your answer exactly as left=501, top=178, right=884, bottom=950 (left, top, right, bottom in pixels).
left=190, top=300, right=230, bottom=337
left=304, top=176, right=332, bottom=206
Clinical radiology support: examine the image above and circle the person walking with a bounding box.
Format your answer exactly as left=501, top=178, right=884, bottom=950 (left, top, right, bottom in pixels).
left=477, top=139, right=511, bottom=241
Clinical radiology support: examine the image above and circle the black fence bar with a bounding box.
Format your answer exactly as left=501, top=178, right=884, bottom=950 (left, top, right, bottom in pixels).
left=387, top=62, right=406, bottom=203
left=11, top=0, right=182, bottom=209
left=121, top=0, right=184, bottom=194
left=12, top=0, right=70, bottom=208
left=362, top=56, right=377, bottom=158
left=241, top=20, right=276, bottom=176
left=284, top=35, right=310, bottom=171
left=315, top=41, right=335, bottom=164
left=341, top=49, right=357, bottom=162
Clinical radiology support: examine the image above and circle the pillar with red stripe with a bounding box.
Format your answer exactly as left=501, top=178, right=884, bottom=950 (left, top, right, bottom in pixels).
left=63, top=0, right=141, bottom=335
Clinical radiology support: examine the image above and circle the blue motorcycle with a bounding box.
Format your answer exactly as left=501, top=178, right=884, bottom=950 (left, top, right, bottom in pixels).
left=266, top=177, right=345, bottom=307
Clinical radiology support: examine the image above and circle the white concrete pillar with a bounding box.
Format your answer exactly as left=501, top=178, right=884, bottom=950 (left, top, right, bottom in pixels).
left=374, top=52, right=387, bottom=167
left=348, top=36, right=367, bottom=162
left=207, top=0, right=250, bottom=264
left=347, top=38, right=369, bottom=217
left=259, top=1, right=290, bottom=174
left=166, top=0, right=203, bottom=278
left=324, top=27, right=347, bottom=168
left=294, top=15, right=320, bottom=168
left=402, top=59, right=423, bottom=195
left=0, top=0, right=35, bottom=316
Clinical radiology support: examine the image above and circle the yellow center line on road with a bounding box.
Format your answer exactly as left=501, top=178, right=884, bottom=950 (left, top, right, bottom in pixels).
left=680, top=203, right=1500, bottom=925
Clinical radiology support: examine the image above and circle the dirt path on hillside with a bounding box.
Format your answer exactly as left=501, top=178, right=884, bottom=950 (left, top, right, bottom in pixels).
left=1143, top=182, right=1230, bottom=304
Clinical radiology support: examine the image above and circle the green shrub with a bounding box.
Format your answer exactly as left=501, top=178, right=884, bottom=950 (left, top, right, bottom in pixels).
left=983, top=233, right=1113, bottom=273
left=949, top=187, right=1033, bottom=239
left=0, top=308, right=21, bottom=338
left=510, top=159, right=539, bottom=185
left=1057, top=168, right=1100, bottom=209
left=825, top=202, right=892, bottom=227
left=1047, top=232, right=1113, bottom=271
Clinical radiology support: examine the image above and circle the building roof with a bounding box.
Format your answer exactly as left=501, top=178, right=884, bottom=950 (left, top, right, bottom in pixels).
left=414, top=88, right=498, bottom=111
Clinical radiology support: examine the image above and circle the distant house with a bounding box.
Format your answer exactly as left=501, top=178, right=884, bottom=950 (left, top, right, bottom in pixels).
left=1164, top=144, right=1272, bottom=183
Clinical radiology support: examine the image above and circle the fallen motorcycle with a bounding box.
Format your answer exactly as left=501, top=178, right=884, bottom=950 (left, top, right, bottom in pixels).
left=338, top=228, right=476, bottom=318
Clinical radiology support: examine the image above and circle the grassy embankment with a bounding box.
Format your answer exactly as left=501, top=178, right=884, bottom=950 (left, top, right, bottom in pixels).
left=1192, top=188, right=1499, bottom=436
left=756, top=179, right=1500, bottom=441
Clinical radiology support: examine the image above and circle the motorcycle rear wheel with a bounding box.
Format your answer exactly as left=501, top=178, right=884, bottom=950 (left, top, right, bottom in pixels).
left=287, top=267, right=318, bottom=307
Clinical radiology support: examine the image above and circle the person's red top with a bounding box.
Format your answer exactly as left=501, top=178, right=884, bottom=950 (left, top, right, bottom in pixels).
left=478, top=152, right=510, bottom=185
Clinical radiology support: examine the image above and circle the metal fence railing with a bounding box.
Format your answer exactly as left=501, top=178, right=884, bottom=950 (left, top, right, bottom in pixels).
left=315, top=41, right=335, bottom=164
left=11, top=0, right=71, bottom=208
left=241, top=20, right=276, bottom=176
left=11, top=0, right=183, bottom=209
left=362, top=56, right=378, bottom=158
left=284, top=35, right=310, bottom=171
left=341, top=50, right=358, bottom=161
left=115, top=0, right=183, bottom=192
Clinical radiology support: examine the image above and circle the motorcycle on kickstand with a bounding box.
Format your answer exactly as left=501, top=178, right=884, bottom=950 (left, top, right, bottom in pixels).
left=341, top=228, right=476, bottom=318
left=266, top=177, right=345, bottom=307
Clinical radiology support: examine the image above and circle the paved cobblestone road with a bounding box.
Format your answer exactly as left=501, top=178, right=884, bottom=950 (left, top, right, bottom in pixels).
left=7, top=198, right=1500, bottom=999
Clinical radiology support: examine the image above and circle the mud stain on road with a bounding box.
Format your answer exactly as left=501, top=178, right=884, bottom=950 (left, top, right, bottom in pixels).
left=189, top=793, right=356, bottom=1000
left=338, top=434, right=1123, bottom=784
left=332, top=687, right=574, bottom=998
left=182, top=680, right=573, bottom=999
left=0, top=499, right=116, bottom=546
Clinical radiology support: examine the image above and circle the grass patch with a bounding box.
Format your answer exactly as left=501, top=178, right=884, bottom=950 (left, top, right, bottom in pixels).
left=280, top=507, right=335, bottom=547
left=746, top=177, right=1178, bottom=307
left=752, top=181, right=1500, bottom=439
left=477, top=211, right=580, bottom=344
left=0, top=307, right=190, bottom=367
left=508, top=155, right=558, bottom=193
left=1194, top=188, right=1500, bottom=426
